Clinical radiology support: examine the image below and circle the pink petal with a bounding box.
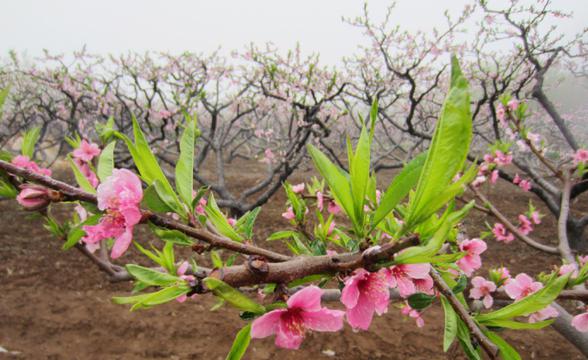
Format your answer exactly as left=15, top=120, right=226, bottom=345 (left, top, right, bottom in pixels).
left=287, top=286, right=323, bottom=311
left=341, top=272, right=364, bottom=309
left=397, top=277, right=416, bottom=298
left=302, top=309, right=345, bottom=332
left=404, top=263, right=431, bottom=279
left=345, top=292, right=376, bottom=330
left=251, top=309, right=285, bottom=339
left=483, top=295, right=493, bottom=309
left=111, top=228, right=133, bottom=259
left=275, top=321, right=304, bottom=349
left=572, top=313, right=588, bottom=332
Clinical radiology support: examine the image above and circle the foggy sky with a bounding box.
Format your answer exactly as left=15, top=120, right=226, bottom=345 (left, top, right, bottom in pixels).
left=2, top=0, right=587, bottom=65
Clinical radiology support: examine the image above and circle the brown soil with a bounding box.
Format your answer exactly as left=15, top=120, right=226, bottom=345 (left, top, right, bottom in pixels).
left=0, top=164, right=584, bottom=359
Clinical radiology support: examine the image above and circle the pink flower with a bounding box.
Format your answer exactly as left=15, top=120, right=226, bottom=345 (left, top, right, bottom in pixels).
left=456, top=239, right=487, bottom=276
left=401, top=302, right=425, bottom=328
left=341, top=268, right=391, bottom=330
left=413, top=276, right=435, bottom=295
left=489, top=267, right=511, bottom=286
left=16, top=184, right=52, bottom=210
left=513, top=174, right=521, bottom=185
left=195, top=198, right=207, bottom=216
left=388, top=263, right=432, bottom=298
left=82, top=169, right=143, bottom=259
left=316, top=191, right=324, bottom=211
left=573, top=149, right=588, bottom=166
left=176, top=261, right=197, bottom=303
left=250, top=286, right=344, bottom=349
left=11, top=155, right=52, bottom=176
left=469, top=276, right=496, bottom=309
left=579, top=256, right=588, bottom=267
left=327, top=201, right=341, bottom=215
left=529, top=305, right=558, bottom=323
left=72, top=139, right=101, bottom=162
left=518, top=179, right=532, bottom=192
left=494, top=151, right=512, bottom=166
left=472, top=175, right=487, bottom=187
left=291, top=183, right=305, bottom=194
left=507, top=99, right=519, bottom=112
left=530, top=211, right=541, bottom=225
left=282, top=207, right=295, bottom=221
left=496, top=105, right=506, bottom=126
left=227, top=218, right=237, bottom=227
left=492, top=223, right=515, bottom=243
left=260, top=148, right=276, bottom=164
left=559, top=263, right=578, bottom=277
left=517, top=215, right=533, bottom=235
left=74, top=158, right=99, bottom=188
left=327, top=221, right=335, bottom=235
left=504, top=273, right=543, bottom=301
left=490, top=170, right=499, bottom=184
left=572, top=312, right=588, bottom=332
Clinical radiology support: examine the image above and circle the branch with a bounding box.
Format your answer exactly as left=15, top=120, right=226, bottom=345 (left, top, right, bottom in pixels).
left=430, top=269, right=499, bottom=359
left=470, top=186, right=559, bottom=254
left=0, top=160, right=290, bottom=262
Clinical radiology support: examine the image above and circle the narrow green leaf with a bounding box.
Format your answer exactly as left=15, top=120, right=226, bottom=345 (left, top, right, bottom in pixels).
left=441, top=296, right=458, bottom=352
left=68, top=157, right=97, bottom=194
left=97, top=141, right=116, bottom=182
left=113, top=285, right=189, bottom=311
left=149, top=224, right=194, bottom=246
left=205, top=194, right=243, bottom=242
left=307, top=144, right=356, bottom=226
left=482, top=319, right=554, bottom=330
left=372, top=152, right=426, bottom=229
left=125, top=264, right=180, bottom=287
left=203, top=277, right=265, bottom=314
left=142, top=184, right=174, bottom=213
left=175, top=114, right=197, bottom=205
left=22, top=127, right=41, bottom=158
left=483, top=330, right=521, bottom=360
left=406, top=57, right=472, bottom=228
left=407, top=293, right=435, bottom=310
left=226, top=324, right=252, bottom=360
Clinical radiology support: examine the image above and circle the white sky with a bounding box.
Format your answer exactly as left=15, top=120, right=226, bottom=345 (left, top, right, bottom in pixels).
left=2, top=0, right=587, bottom=66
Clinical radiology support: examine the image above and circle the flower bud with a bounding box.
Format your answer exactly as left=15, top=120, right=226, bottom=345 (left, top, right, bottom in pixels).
left=16, top=184, right=60, bottom=211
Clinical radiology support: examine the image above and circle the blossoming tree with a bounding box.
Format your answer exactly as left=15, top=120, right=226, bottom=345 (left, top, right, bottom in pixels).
left=2, top=56, right=588, bottom=359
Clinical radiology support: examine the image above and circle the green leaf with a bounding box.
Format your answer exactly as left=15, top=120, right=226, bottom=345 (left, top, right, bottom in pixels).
left=457, top=318, right=482, bottom=360
left=452, top=275, right=468, bottom=294
left=393, top=220, right=451, bottom=264
left=407, top=293, right=435, bottom=310
left=235, top=207, right=261, bottom=240
left=116, top=116, right=184, bottom=216
left=482, top=319, right=554, bottom=330
left=476, top=273, right=569, bottom=322
left=68, top=157, right=97, bottom=194
left=226, top=324, right=251, bottom=360
left=62, top=214, right=101, bottom=250
left=113, top=285, right=189, bottom=311
left=22, top=127, right=41, bottom=158
left=211, top=250, right=223, bottom=268
left=0, top=180, right=17, bottom=198
left=406, top=57, right=472, bottom=228
left=97, top=141, right=116, bottom=182
left=267, top=230, right=299, bottom=241
left=307, top=144, right=356, bottom=226
left=372, top=152, right=426, bottom=229
left=203, top=277, right=265, bottom=314
left=175, top=114, right=197, bottom=205
left=349, top=125, right=371, bottom=232
left=483, top=330, right=521, bottom=360
left=125, top=264, right=180, bottom=287
left=149, top=224, right=194, bottom=246
left=441, top=296, right=458, bottom=352
left=142, top=184, right=174, bottom=213
left=205, top=194, right=243, bottom=242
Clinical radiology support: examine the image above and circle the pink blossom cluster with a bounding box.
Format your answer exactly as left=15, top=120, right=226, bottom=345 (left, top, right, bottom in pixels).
left=82, top=169, right=143, bottom=259
left=72, top=139, right=101, bottom=188
left=470, top=271, right=559, bottom=322
left=474, top=150, right=513, bottom=187
left=513, top=174, right=532, bottom=192
left=11, top=155, right=52, bottom=177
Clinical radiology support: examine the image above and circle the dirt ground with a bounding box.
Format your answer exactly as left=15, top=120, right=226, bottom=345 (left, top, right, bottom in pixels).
left=0, top=163, right=585, bottom=359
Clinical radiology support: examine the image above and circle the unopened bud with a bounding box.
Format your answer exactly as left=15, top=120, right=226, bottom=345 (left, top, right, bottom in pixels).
left=16, top=184, right=52, bottom=211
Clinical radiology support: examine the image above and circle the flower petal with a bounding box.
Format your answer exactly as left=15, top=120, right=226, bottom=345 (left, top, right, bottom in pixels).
left=251, top=309, right=285, bottom=339
left=287, top=286, right=323, bottom=311
left=302, top=309, right=345, bottom=332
